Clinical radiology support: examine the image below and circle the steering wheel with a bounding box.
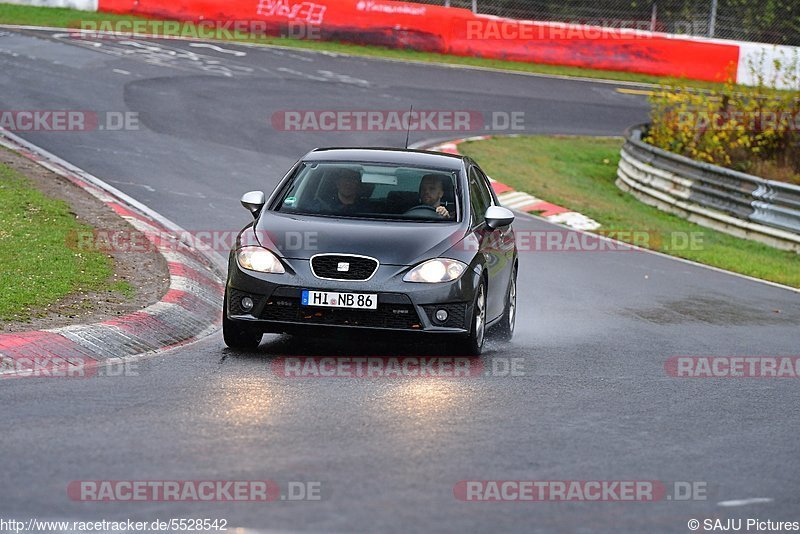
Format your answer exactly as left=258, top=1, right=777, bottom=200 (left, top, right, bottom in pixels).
left=403, top=204, right=439, bottom=216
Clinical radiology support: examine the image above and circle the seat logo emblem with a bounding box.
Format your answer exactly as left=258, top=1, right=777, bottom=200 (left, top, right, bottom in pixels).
left=337, top=262, right=350, bottom=272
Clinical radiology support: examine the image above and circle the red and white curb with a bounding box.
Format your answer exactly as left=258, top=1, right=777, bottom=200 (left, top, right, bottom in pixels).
left=428, top=136, right=601, bottom=231
left=0, top=129, right=225, bottom=378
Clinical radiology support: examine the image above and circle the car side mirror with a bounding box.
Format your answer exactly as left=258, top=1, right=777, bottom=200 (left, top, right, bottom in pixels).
left=485, top=206, right=515, bottom=230
left=241, top=191, right=266, bottom=218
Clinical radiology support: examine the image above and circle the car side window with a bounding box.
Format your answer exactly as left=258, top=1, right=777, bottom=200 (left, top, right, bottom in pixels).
left=468, top=167, right=491, bottom=227
left=473, top=167, right=497, bottom=206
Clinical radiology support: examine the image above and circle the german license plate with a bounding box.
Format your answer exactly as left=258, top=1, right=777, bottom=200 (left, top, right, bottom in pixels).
left=301, top=290, right=378, bottom=310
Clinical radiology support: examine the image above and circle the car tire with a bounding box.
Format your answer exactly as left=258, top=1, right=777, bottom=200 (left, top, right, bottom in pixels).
left=461, top=279, right=487, bottom=356
left=494, top=267, right=517, bottom=342
left=222, top=292, right=263, bottom=351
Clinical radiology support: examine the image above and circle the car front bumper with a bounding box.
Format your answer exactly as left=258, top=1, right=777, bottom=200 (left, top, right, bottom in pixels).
left=225, top=255, right=479, bottom=335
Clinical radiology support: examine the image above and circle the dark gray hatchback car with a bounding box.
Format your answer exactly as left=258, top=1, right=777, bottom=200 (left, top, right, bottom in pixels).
left=224, top=148, right=517, bottom=355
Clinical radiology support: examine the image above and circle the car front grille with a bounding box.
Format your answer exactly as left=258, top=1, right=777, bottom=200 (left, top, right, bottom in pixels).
left=310, top=254, right=379, bottom=281
left=260, top=297, right=422, bottom=330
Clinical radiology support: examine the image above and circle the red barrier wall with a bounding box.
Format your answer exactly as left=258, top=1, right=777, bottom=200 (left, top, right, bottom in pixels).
left=448, top=16, right=740, bottom=81
left=97, top=0, right=741, bottom=83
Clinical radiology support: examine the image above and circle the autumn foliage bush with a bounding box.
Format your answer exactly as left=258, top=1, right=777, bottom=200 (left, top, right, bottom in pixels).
left=645, top=54, right=800, bottom=184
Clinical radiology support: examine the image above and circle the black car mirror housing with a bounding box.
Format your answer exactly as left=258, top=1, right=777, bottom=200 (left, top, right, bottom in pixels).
left=485, top=206, right=515, bottom=230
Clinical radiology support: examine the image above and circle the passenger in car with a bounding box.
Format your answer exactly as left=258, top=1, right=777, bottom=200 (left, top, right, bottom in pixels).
left=419, top=174, right=452, bottom=218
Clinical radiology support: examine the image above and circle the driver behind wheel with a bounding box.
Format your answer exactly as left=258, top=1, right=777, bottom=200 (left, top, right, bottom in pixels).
left=419, top=174, right=451, bottom=218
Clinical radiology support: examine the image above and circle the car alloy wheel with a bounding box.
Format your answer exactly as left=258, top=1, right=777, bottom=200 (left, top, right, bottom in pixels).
left=494, top=268, right=517, bottom=342
left=462, top=281, right=486, bottom=356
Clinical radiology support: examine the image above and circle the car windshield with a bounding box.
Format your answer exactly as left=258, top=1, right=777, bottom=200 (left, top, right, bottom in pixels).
left=274, top=161, right=460, bottom=222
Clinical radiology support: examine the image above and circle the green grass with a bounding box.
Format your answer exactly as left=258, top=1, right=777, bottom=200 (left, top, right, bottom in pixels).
left=458, top=135, right=800, bottom=288
left=0, top=159, right=128, bottom=322
left=0, top=3, right=741, bottom=91
left=0, top=3, right=143, bottom=27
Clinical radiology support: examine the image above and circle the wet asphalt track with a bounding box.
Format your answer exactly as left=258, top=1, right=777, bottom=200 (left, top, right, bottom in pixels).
left=1, top=27, right=799, bottom=533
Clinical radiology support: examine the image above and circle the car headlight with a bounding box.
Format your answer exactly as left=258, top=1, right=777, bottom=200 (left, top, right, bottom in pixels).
left=236, top=246, right=285, bottom=274
left=403, top=258, right=467, bottom=283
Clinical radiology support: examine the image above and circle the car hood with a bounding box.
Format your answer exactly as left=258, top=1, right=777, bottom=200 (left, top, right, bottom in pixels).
left=253, top=212, right=466, bottom=265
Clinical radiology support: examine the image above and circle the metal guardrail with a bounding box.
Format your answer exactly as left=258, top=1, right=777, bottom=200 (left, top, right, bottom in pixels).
left=617, top=124, right=800, bottom=253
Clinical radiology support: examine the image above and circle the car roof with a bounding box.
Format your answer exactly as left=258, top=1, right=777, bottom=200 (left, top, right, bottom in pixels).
left=303, top=148, right=466, bottom=171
